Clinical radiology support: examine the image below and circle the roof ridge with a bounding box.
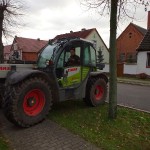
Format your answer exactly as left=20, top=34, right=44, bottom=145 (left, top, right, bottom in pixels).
left=131, top=22, right=147, bottom=35
left=15, top=36, right=48, bottom=42
left=57, top=28, right=95, bottom=36
left=54, top=28, right=96, bottom=40
left=131, top=22, right=146, bottom=29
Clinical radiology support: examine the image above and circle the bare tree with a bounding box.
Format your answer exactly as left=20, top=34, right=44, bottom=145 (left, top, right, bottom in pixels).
left=0, top=0, right=25, bottom=63
left=82, top=0, right=149, bottom=119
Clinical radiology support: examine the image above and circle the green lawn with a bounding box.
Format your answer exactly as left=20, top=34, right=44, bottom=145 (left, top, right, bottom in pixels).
left=0, top=135, right=9, bottom=150
left=48, top=101, right=150, bottom=150
left=117, top=76, right=150, bottom=82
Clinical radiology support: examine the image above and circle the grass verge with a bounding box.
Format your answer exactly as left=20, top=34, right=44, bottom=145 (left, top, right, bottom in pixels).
left=48, top=100, right=150, bottom=150
left=117, top=77, right=150, bottom=82
left=0, top=134, right=9, bottom=150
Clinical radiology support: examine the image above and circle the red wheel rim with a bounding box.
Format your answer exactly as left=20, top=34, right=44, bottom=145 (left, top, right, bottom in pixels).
left=23, top=89, right=45, bottom=116
left=95, top=85, right=104, bottom=100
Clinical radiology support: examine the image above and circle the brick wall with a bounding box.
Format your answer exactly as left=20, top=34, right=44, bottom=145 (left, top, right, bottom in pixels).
left=117, top=25, right=144, bottom=63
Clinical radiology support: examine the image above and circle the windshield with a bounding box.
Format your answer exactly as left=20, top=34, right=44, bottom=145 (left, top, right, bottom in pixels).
left=37, top=44, right=59, bottom=68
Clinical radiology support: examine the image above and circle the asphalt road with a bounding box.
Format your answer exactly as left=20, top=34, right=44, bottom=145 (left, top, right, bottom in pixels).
left=107, top=83, right=150, bottom=112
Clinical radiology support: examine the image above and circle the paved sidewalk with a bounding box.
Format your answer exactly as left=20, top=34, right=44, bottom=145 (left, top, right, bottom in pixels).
left=0, top=111, right=101, bottom=150
left=117, top=77, right=150, bottom=86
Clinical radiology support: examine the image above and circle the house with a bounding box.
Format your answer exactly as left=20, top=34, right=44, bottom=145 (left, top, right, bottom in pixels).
left=54, top=28, right=109, bottom=63
left=8, top=36, right=48, bottom=62
left=4, top=45, right=11, bottom=62
left=136, top=28, right=150, bottom=76
left=103, top=11, right=150, bottom=76
left=117, top=23, right=147, bottom=63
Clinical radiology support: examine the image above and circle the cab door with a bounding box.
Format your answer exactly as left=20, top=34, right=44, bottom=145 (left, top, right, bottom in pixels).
left=81, top=43, right=97, bottom=81
left=56, top=41, right=82, bottom=88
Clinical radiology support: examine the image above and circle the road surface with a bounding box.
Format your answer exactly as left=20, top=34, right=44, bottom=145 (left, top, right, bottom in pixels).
left=107, top=83, right=150, bottom=112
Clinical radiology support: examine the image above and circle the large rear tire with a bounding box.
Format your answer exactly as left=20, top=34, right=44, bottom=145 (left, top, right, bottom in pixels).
left=85, top=78, right=107, bottom=107
left=0, top=94, right=2, bottom=108
left=3, top=77, right=52, bottom=127
left=0, top=85, right=4, bottom=108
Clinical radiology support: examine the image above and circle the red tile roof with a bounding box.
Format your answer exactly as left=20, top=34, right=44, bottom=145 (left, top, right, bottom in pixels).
left=4, top=45, right=11, bottom=54
left=14, top=37, right=48, bottom=53
left=54, top=28, right=96, bottom=40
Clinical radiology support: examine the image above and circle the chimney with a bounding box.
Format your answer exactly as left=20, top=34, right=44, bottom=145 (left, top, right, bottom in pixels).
left=147, top=11, right=150, bottom=29
left=81, top=28, right=86, bottom=31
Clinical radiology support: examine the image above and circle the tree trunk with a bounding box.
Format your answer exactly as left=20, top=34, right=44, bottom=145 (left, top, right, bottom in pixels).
left=0, top=7, right=4, bottom=63
left=0, top=43, right=3, bottom=63
left=108, top=0, right=118, bottom=119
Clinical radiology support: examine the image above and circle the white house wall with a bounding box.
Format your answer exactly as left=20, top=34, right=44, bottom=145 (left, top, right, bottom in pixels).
left=86, top=30, right=109, bottom=63
left=137, top=51, right=150, bottom=75
left=103, top=64, right=138, bottom=74
left=102, top=64, right=109, bottom=72
left=102, top=56, right=150, bottom=75
left=124, top=64, right=137, bottom=74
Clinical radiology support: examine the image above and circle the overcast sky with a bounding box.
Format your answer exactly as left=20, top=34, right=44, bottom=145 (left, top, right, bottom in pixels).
left=4, top=0, right=150, bottom=47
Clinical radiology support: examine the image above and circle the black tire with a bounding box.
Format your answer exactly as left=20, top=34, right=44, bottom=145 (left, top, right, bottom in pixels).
left=85, top=78, right=107, bottom=107
left=0, top=94, right=2, bottom=108
left=0, top=85, right=4, bottom=108
left=3, top=77, right=52, bottom=127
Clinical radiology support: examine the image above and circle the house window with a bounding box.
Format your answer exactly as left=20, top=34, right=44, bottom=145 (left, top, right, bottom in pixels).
left=120, top=53, right=125, bottom=62
left=147, top=53, right=150, bottom=67
left=92, top=40, right=97, bottom=49
left=100, top=46, right=104, bottom=51
left=126, top=52, right=137, bottom=63
left=93, top=34, right=96, bottom=38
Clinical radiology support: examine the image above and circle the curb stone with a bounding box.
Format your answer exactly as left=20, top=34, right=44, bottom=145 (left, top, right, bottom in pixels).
left=117, top=79, right=150, bottom=86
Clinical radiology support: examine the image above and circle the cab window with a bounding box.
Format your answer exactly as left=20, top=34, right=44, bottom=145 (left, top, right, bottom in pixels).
left=57, top=51, right=64, bottom=68
left=83, top=45, right=90, bottom=65
left=90, top=46, right=96, bottom=66
left=83, top=44, right=96, bottom=66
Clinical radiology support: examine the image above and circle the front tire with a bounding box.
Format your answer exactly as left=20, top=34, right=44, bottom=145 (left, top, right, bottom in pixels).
left=85, top=78, right=107, bottom=107
left=3, top=77, right=52, bottom=127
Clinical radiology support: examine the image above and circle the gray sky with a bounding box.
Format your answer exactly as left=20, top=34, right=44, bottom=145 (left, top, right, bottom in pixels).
left=4, top=0, right=150, bottom=47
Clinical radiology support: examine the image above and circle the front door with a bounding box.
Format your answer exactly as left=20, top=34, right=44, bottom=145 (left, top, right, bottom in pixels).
left=56, top=41, right=82, bottom=88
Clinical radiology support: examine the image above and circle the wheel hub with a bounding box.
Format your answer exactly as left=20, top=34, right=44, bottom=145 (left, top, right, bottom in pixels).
left=95, top=89, right=99, bottom=95
left=23, top=89, right=45, bottom=116
left=27, top=97, right=36, bottom=107
left=95, top=85, right=104, bottom=100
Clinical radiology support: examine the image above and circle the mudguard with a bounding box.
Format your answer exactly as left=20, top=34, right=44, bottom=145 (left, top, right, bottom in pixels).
left=90, top=72, right=108, bottom=83
left=5, top=69, right=60, bottom=103
left=6, top=70, right=52, bottom=85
